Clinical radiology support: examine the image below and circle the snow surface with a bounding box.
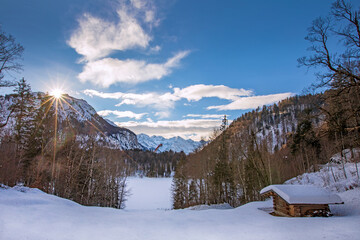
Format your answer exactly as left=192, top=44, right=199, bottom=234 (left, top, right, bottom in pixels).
left=1, top=151, right=359, bottom=240
left=260, top=184, right=343, bottom=204
left=188, top=203, right=233, bottom=210
left=285, top=162, right=360, bottom=192
left=126, top=177, right=173, bottom=210
left=1, top=185, right=360, bottom=240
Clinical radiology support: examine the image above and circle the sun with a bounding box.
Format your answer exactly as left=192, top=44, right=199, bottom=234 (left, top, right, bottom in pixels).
left=50, top=88, right=64, bottom=99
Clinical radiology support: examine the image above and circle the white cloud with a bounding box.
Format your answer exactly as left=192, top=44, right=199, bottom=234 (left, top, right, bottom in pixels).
left=145, top=10, right=155, bottom=23
left=149, top=45, right=161, bottom=53
left=116, top=118, right=224, bottom=141
left=185, top=114, right=227, bottom=119
left=173, top=84, right=252, bottom=101
left=68, top=0, right=161, bottom=62
left=207, top=93, right=294, bottom=110
left=83, top=89, right=124, bottom=99
left=155, top=111, right=171, bottom=118
left=129, top=0, right=160, bottom=27
left=115, top=92, right=178, bottom=109
left=84, top=89, right=178, bottom=110
left=130, top=0, right=146, bottom=9
left=97, top=110, right=146, bottom=120
left=83, top=83, right=252, bottom=108
left=78, top=51, right=190, bottom=87
left=68, top=11, right=151, bottom=61
left=84, top=85, right=292, bottom=111
left=68, top=0, right=189, bottom=87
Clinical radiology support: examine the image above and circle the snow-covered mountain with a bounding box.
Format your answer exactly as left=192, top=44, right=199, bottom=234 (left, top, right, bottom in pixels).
left=1, top=92, right=207, bottom=153
left=137, top=133, right=204, bottom=154
left=0, top=93, right=143, bottom=150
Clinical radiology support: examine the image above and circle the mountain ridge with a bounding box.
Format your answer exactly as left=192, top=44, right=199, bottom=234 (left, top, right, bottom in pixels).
left=0, top=92, right=143, bottom=150
left=1, top=92, right=203, bottom=153
left=137, top=133, right=204, bottom=154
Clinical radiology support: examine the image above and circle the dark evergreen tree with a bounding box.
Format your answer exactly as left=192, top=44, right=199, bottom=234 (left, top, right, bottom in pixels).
left=172, top=156, right=188, bottom=209
left=188, top=180, right=198, bottom=206
left=10, top=78, right=35, bottom=175
left=212, top=115, right=235, bottom=203
left=21, top=94, right=47, bottom=184
left=291, top=109, right=321, bottom=172
left=11, top=78, right=34, bottom=143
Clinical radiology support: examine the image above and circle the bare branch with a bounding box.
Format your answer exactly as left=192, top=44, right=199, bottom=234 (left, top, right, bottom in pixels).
left=299, top=1, right=360, bottom=90
left=0, top=27, right=24, bottom=87
left=0, top=108, right=14, bottom=128
left=331, top=0, right=360, bottom=48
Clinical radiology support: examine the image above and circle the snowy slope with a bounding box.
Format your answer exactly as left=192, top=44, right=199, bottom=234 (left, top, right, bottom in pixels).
left=285, top=149, right=360, bottom=192
left=1, top=184, right=359, bottom=240
left=0, top=93, right=142, bottom=150
left=230, top=95, right=324, bottom=153
left=137, top=133, right=204, bottom=154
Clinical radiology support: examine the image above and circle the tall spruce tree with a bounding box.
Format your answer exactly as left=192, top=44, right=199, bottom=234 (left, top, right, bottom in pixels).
left=172, top=156, right=189, bottom=209
left=22, top=93, right=54, bottom=185
left=213, top=115, right=235, bottom=204
left=10, top=78, right=35, bottom=162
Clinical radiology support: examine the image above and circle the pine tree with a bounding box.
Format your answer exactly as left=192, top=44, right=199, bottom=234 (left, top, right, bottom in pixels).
left=11, top=78, right=34, bottom=144
left=172, top=156, right=188, bottom=209
left=212, top=115, right=235, bottom=204
left=10, top=78, right=35, bottom=179
left=290, top=109, right=321, bottom=172
left=20, top=93, right=58, bottom=186
left=188, top=180, right=198, bottom=206
left=172, top=175, right=188, bottom=209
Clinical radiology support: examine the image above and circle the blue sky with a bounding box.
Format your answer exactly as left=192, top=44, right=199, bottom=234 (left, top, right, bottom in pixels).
left=0, top=0, right=344, bottom=140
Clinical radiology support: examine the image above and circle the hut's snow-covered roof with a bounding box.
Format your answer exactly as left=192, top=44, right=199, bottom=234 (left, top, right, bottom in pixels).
left=260, top=184, right=343, bottom=204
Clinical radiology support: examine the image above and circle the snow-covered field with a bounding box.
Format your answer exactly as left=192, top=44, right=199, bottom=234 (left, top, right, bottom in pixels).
left=1, top=183, right=360, bottom=240
left=126, top=177, right=173, bottom=210
left=1, top=153, right=360, bottom=240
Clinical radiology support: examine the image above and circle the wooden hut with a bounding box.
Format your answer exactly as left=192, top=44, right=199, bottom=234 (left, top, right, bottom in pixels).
left=260, top=185, right=343, bottom=217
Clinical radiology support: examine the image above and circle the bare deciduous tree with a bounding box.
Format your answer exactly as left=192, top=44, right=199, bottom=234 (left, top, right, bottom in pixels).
left=0, top=27, right=24, bottom=87
left=0, top=27, right=24, bottom=128
left=299, top=0, right=360, bottom=179
left=298, top=0, right=360, bottom=89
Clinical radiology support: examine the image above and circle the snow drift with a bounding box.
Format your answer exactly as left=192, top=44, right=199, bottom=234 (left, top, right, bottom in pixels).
left=1, top=183, right=360, bottom=240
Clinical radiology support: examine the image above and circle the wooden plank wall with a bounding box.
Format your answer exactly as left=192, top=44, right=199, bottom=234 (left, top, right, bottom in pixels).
left=263, top=190, right=330, bottom=217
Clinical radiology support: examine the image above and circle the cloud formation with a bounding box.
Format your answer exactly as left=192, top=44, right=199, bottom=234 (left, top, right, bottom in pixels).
left=68, top=0, right=188, bottom=87
left=84, top=89, right=178, bottom=109
left=207, top=93, right=294, bottom=110
left=185, top=114, right=227, bottom=119
left=78, top=51, right=190, bottom=87
left=173, top=84, right=252, bottom=101
left=84, top=84, right=291, bottom=111
left=68, top=11, right=151, bottom=62
left=97, top=110, right=146, bottom=120
left=154, top=111, right=171, bottom=119
left=130, top=0, right=159, bottom=26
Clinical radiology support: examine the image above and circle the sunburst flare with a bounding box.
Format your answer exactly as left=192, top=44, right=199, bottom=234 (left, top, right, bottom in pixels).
left=50, top=88, right=64, bottom=99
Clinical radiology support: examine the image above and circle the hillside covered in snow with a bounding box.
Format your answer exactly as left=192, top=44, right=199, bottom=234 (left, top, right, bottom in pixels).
left=285, top=149, right=360, bottom=192
left=0, top=93, right=142, bottom=150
